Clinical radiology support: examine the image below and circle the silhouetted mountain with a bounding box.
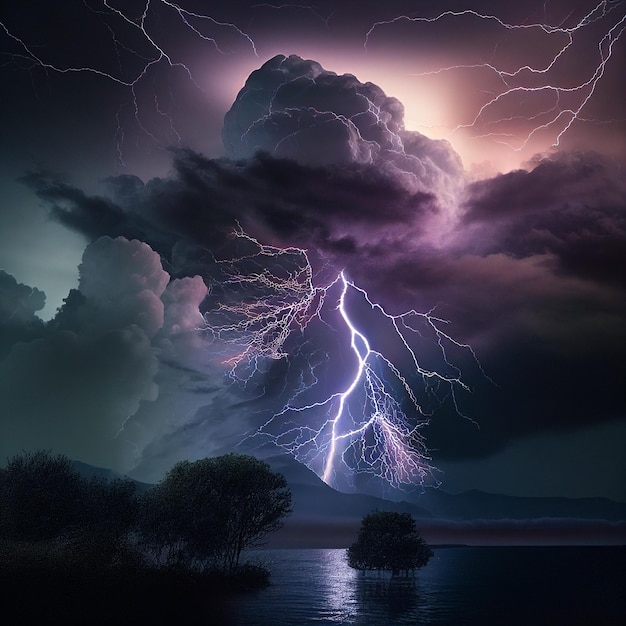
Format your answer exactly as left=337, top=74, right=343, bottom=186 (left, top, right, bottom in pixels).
left=71, top=460, right=152, bottom=494
left=70, top=456, right=625, bottom=547
left=416, top=488, right=626, bottom=522
left=265, top=454, right=626, bottom=522
left=265, top=454, right=431, bottom=519
left=263, top=454, right=626, bottom=546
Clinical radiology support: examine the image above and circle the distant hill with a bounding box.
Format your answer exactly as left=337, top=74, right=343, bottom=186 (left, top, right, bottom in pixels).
left=71, top=455, right=626, bottom=547
left=265, top=454, right=626, bottom=522
left=263, top=454, right=626, bottom=547
left=71, top=460, right=153, bottom=494
left=417, top=487, right=626, bottom=522
left=265, top=454, right=431, bottom=519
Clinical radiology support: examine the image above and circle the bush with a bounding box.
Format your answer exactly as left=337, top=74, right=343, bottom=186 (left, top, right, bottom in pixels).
left=1, top=450, right=289, bottom=596
left=228, top=562, right=271, bottom=591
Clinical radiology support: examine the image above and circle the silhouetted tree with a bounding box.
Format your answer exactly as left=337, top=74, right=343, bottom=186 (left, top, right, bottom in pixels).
left=0, top=450, right=83, bottom=541
left=139, top=454, right=291, bottom=572
left=347, top=511, right=433, bottom=576
left=139, top=474, right=197, bottom=568
left=0, top=450, right=140, bottom=569
left=68, top=476, right=140, bottom=569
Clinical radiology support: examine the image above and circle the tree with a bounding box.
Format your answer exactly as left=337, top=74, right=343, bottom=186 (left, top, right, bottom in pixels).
left=0, top=450, right=83, bottom=541
left=0, top=450, right=140, bottom=569
left=139, top=454, right=292, bottom=572
left=68, top=475, right=140, bottom=569
left=347, top=511, right=433, bottom=576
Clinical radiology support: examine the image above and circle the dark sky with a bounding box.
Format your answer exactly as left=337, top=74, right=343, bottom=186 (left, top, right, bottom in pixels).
left=0, top=0, right=624, bottom=501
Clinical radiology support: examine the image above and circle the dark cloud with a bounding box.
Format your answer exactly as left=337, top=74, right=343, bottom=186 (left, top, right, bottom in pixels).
left=76, top=236, right=169, bottom=338
left=0, top=237, right=222, bottom=475
left=463, top=152, right=626, bottom=288
left=17, top=143, right=626, bottom=470
left=0, top=270, right=46, bottom=321
left=0, top=239, right=164, bottom=466
left=223, top=54, right=404, bottom=162
left=22, top=149, right=439, bottom=285
left=18, top=171, right=143, bottom=243
left=0, top=270, right=46, bottom=357
left=0, top=323, right=157, bottom=466
left=4, top=38, right=625, bottom=495
left=0, top=232, right=270, bottom=481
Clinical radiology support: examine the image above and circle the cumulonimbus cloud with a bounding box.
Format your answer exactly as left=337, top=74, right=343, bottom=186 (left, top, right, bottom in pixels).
left=223, top=54, right=464, bottom=204
left=6, top=55, right=625, bottom=479
left=0, top=237, right=217, bottom=473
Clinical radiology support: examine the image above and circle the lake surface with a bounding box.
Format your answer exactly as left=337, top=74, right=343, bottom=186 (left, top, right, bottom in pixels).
left=229, top=546, right=625, bottom=625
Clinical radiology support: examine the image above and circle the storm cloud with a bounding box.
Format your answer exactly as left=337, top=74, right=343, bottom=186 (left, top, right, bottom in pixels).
left=0, top=237, right=228, bottom=473
left=4, top=55, right=625, bottom=492
left=223, top=54, right=464, bottom=203
left=462, top=151, right=626, bottom=288
left=17, top=143, right=625, bottom=470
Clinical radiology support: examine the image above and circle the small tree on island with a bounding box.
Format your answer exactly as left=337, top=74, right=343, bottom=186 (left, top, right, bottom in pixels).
left=347, top=511, right=433, bottom=576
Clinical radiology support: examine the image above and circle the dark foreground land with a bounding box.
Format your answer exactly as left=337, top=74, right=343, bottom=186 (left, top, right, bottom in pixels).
left=0, top=546, right=264, bottom=626
left=2, top=567, right=244, bottom=625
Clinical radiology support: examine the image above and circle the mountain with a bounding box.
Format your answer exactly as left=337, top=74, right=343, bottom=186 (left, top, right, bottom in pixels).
left=71, top=460, right=153, bottom=494
left=265, top=454, right=626, bottom=521
left=263, top=454, right=626, bottom=547
left=417, top=487, right=626, bottom=522
left=72, top=456, right=626, bottom=547
left=264, top=454, right=431, bottom=518
left=263, top=454, right=434, bottom=547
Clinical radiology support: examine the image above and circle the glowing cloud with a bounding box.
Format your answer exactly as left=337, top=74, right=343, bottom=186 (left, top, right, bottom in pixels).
left=223, top=54, right=464, bottom=205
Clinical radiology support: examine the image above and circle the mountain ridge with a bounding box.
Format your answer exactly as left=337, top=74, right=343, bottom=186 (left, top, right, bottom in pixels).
left=72, top=456, right=626, bottom=521
left=71, top=456, right=626, bottom=547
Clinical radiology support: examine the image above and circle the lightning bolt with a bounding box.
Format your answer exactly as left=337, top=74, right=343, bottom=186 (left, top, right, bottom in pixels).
left=319, top=271, right=437, bottom=488
left=365, top=1, right=625, bottom=153
left=204, top=230, right=481, bottom=490
left=0, top=1, right=258, bottom=165
left=4, top=2, right=619, bottom=166
left=204, top=229, right=329, bottom=380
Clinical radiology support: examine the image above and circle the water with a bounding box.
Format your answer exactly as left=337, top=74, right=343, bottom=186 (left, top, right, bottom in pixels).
left=229, top=546, right=625, bottom=625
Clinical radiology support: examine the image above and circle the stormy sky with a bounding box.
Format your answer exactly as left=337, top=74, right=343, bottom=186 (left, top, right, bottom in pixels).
left=0, top=0, right=624, bottom=501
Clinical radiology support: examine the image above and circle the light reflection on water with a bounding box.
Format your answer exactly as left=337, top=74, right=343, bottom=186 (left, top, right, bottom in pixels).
left=231, top=547, right=625, bottom=626
left=317, top=549, right=359, bottom=622
left=232, top=548, right=461, bottom=625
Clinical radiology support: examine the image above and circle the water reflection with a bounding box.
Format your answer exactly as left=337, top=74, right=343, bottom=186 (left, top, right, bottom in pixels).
left=318, top=549, right=359, bottom=622
left=236, top=549, right=440, bottom=625
left=235, top=547, right=625, bottom=625
left=315, top=549, right=429, bottom=624
left=325, top=551, right=440, bottom=625
left=355, top=575, right=420, bottom=620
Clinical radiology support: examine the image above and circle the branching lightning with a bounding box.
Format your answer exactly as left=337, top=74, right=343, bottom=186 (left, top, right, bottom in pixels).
left=0, top=1, right=258, bottom=165
left=205, top=229, right=329, bottom=377
left=7, top=2, right=616, bottom=490
left=2, top=2, right=622, bottom=164
left=365, top=0, right=625, bottom=153
left=204, top=230, right=481, bottom=490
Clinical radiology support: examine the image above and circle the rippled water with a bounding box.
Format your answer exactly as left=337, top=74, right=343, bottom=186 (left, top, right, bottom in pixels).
left=230, top=546, right=625, bottom=625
